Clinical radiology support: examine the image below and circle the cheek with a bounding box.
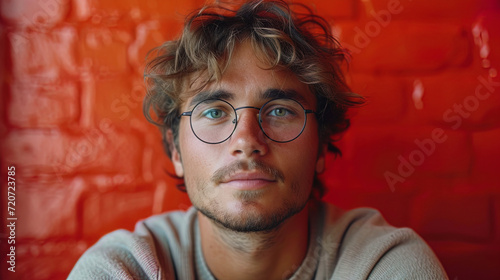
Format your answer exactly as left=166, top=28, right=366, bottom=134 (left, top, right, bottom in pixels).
left=178, top=124, right=200, bottom=178
left=294, top=124, right=320, bottom=171
left=297, top=120, right=320, bottom=155
left=287, top=146, right=318, bottom=175
left=178, top=125, right=218, bottom=182
left=279, top=131, right=319, bottom=177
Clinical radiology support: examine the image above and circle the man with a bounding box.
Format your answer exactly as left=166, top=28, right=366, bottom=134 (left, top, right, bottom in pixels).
left=70, top=0, right=448, bottom=279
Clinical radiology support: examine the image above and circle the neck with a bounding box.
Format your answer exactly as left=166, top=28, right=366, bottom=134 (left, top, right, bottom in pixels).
left=198, top=205, right=310, bottom=280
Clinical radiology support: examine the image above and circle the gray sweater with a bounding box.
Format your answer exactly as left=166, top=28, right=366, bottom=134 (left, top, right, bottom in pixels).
left=69, top=202, right=448, bottom=279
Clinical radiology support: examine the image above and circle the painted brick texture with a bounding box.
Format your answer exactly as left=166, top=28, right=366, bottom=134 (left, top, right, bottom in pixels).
left=1, top=0, right=499, bottom=279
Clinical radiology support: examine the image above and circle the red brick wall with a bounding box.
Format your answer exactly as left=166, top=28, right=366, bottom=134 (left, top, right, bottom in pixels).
left=1, top=0, right=499, bottom=279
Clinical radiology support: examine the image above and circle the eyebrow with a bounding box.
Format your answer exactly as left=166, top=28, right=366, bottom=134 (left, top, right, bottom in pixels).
left=188, top=88, right=311, bottom=108
left=188, top=90, right=234, bottom=108
left=262, top=89, right=310, bottom=106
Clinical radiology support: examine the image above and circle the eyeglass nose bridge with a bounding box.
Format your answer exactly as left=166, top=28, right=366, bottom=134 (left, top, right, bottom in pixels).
left=233, top=105, right=261, bottom=124
left=234, top=105, right=261, bottom=113
left=223, top=106, right=263, bottom=143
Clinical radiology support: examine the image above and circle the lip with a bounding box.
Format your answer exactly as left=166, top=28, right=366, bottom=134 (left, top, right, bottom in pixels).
left=220, top=172, right=276, bottom=190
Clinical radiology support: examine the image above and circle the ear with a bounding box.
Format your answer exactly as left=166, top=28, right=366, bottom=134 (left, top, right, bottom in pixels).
left=166, top=129, right=184, bottom=177
left=315, top=144, right=327, bottom=174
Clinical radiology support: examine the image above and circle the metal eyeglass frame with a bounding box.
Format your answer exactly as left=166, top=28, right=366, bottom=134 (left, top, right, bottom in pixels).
left=178, top=97, right=316, bottom=144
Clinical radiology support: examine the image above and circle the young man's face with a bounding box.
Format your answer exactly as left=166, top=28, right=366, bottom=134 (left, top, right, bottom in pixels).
left=170, top=42, right=325, bottom=232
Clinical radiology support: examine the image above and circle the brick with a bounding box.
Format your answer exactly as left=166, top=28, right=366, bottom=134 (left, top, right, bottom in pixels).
left=7, top=79, right=79, bottom=128
left=306, top=0, right=356, bottom=19
left=82, top=189, right=155, bottom=238
left=337, top=21, right=470, bottom=72
left=1, top=0, right=70, bottom=28
left=321, top=144, right=393, bottom=194
left=410, top=192, right=493, bottom=240
left=348, top=73, right=407, bottom=123
left=430, top=242, right=500, bottom=280
left=14, top=178, right=85, bottom=239
left=0, top=88, right=7, bottom=139
left=0, top=27, right=8, bottom=137
left=325, top=125, right=471, bottom=192
left=319, top=153, right=356, bottom=206
left=139, top=129, right=194, bottom=212
left=407, top=70, right=500, bottom=130
left=322, top=185, right=414, bottom=228
left=69, top=0, right=91, bottom=21
left=9, top=26, right=78, bottom=79
left=496, top=195, right=500, bottom=233
left=63, top=128, right=143, bottom=176
left=389, top=127, right=471, bottom=174
left=139, top=122, right=179, bottom=180
left=357, top=192, right=415, bottom=228
left=495, top=196, right=500, bottom=246
left=70, top=0, right=200, bottom=21
left=159, top=179, right=192, bottom=212
left=3, top=129, right=67, bottom=176
left=366, top=0, right=498, bottom=21
left=0, top=24, right=6, bottom=83
left=128, top=19, right=183, bottom=75
left=471, top=128, right=500, bottom=186
left=472, top=11, right=500, bottom=77
left=78, top=26, right=132, bottom=74
left=2, top=128, right=143, bottom=178
left=12, top=240, right=87, bottom=280
left=91, top=76, right=145, bottom=124
left=84, top=174, right=137, bottom=193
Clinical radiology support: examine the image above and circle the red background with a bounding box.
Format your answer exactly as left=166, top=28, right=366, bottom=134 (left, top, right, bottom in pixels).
left=1, top=0, right=500, bottom=279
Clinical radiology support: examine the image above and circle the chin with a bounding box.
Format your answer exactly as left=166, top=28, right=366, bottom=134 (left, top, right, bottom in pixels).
left=196, top=196, right=308, bottom=233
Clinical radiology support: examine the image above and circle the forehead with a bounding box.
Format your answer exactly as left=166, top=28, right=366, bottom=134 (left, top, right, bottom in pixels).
left=182, top=42, right=315, bottom=110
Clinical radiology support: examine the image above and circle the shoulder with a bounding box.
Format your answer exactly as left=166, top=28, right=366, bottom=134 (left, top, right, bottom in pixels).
left=68, top=229, right=162, bottom=279
left=68, top=207, right=198, bottom=280
left=322, top=205, right=408, bottom=245
left=315, top=202, right=448, bottom=279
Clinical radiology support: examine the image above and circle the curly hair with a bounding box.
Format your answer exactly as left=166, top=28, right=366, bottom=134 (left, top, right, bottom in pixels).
left=143, top=0, right=364, bottom=197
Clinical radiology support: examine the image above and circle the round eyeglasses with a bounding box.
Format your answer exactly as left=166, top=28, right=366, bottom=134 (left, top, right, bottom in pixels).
left=179, top=98, right=316, bottom=144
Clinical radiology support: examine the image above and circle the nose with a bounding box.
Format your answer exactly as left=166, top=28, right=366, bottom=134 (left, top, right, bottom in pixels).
left=228, top=108, right=268, bottom=157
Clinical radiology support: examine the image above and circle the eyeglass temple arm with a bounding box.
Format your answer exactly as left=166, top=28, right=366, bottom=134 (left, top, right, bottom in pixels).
left=178, top=112, right=192, bottom=118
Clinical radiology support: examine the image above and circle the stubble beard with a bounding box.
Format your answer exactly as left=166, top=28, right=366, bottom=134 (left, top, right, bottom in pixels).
left=189, top=160, right=310, bottom=233
left=196, top=187, right=308, bottom=233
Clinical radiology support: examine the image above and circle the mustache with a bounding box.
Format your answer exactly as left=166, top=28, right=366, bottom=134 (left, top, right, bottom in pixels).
left=212, top=160, right=285, bottom=184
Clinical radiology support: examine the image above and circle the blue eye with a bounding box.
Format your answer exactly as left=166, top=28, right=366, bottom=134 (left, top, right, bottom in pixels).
left=202, top=109, right=225, bottom=119
left=269, top=107, right=291, bottom=117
